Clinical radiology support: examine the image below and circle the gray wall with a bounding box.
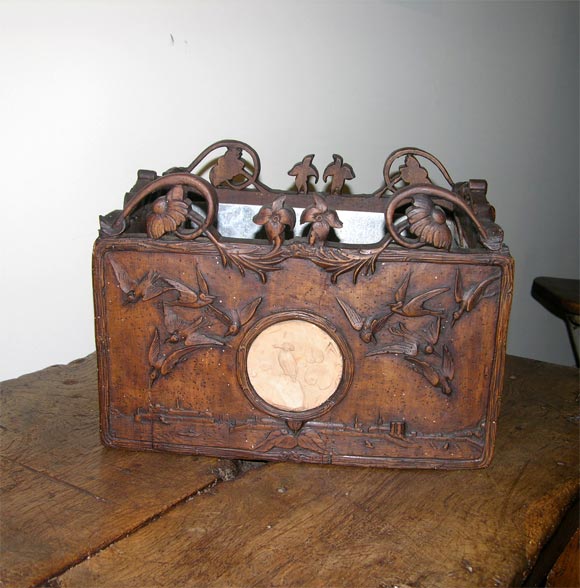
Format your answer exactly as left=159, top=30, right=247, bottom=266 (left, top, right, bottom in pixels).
left=0, top=1, right=578, bottom=380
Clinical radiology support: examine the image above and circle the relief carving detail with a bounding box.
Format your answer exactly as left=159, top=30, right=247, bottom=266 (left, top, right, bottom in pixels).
left=335, top=270, right=500, bottom=398
left=109, top=260, right=262, bottom=383
left=246, top=320, right=343, bottom=412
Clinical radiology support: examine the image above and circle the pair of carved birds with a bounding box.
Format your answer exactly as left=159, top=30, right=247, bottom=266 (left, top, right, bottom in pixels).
left=288, top=154, right=355, bottom=194
left=337, top=272, right=448, bottom=344
left=110, top=259, right=215, bottom=309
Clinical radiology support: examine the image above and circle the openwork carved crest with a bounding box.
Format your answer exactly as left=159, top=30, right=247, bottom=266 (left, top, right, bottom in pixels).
left=99, top=140, right=505, bottom=284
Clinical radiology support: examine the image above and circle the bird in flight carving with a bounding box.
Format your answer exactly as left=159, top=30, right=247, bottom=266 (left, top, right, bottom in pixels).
left=389, top=273, right=449, bottom=317
left=109, top=259, right=172, bottom=304
left=336, top=297, right=392, bottom=343
left=288, top=154, right=319, bottom=193
left=207, top=296, right=262, bottom=337
left=406, top=344, right=455, bottom=396
left=323, top=154, right=355, bottom=195
left=148, top=327, right=223, bottom=384
left=163, top=305, right=219, bottom=346
left=452, top=270, right=499, bottom=325
left=165, top=266, right=215, bottom=308
left=367, top=317, right=441, bottom=357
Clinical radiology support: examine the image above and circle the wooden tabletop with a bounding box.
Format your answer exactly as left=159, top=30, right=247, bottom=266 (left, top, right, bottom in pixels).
left=1, top=354, right=578, bottom=588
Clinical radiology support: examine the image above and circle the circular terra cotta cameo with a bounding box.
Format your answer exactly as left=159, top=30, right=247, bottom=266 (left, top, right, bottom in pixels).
left=246, top=319, right=344, bottom=412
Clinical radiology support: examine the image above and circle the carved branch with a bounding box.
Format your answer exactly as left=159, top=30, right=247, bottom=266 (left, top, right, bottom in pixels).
left=385, top=184, right=502, bottom=251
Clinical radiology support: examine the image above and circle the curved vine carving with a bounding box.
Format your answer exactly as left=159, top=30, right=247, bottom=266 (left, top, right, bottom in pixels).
left=186, top=139, right=264, bottom=191
left=100, top=173, right=218, bottom=239
left=377, top=147, right=455, bottom=196
left=385, top=184, right=501, bottom=251
left=99, top=141, right=506, bottom=281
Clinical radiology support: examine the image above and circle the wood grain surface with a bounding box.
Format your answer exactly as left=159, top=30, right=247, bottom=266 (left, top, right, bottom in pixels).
left=0, top=355, right=221, bottom=588
left=49, top=356, right=578, bottom=588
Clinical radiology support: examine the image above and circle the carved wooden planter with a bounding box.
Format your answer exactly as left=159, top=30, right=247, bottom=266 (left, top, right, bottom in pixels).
left=93, top=141, right=513, bottom=468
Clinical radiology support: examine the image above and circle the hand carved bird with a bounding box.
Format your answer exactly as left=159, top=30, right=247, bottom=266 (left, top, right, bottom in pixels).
left=207, top=297, right=262, bottom=337
left=288, top=154, right=319, bottom=193
left=452, top=270, right=499, bottom=325
left=336, top=297, right=392, bottom=343
left=274, top=342, right=298, bottom=381
left=367, top=317, right=441, bottom=357
left=389, top=273, right=449, bottom=317
left=163, top=305, right=208, bottom=345
left=165, top=266, right=215, bottom=308
left=110, top=259, right=172, bottom=304
left=323, top=154, right=355, bottom=195
left=147, top=328, right=223, bottom=384
left=406, top=345, right=455, bottom=396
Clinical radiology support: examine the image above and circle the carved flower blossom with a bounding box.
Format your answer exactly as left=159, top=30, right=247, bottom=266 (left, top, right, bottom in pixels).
left=406, top=195, right=452, bottom=249
left=253, top=196, right=296, bottom=248
left=300, top=194, right=343, bottom=246
left=146, top=185, right=189, bottom=239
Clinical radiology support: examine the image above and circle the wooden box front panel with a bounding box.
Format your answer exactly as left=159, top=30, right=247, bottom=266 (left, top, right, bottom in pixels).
left=94, top=239, right=513, bottom=468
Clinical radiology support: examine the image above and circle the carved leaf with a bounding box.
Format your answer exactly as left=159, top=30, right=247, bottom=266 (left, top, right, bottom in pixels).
left=323, top=154, right=355, bottom=195
left=399, top=155, right=430, bottom=185
left=256, top=429, right=298, bottom=452
left=209, top=147, right=247, bottom=187
left=297, top=429, right=326, bottom=454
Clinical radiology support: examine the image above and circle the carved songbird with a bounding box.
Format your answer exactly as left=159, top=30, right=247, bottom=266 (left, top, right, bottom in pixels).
left=367, top=318, right=441, bottom=357
left=274, top=342, right=298, bottom=381
left=323, top=154, right=355, bottom=194
left=110, top=259, right=172, bottom=304
left=165, top=266, right=215, bottom=308
left=147, top=328, right=223, bottom=384
left=288, top=154, right=319, bottom=193
left=336, top=297, right=392, bottom=343
left=406, top=345, right=455, bottom=396
left=163, top=305, right=207, bottom=345
left=452, top=270, right=499, bottom=325
left=389, top=273, right=449, bottom=318
left=207, top=297, right=262, bottom=337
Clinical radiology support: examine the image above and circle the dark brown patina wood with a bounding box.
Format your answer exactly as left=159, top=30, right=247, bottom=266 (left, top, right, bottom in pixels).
left=94, top=140, right=514, bottom=468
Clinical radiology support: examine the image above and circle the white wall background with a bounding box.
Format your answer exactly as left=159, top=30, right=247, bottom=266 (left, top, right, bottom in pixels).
left=0, top=0, right=578, bottom=381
